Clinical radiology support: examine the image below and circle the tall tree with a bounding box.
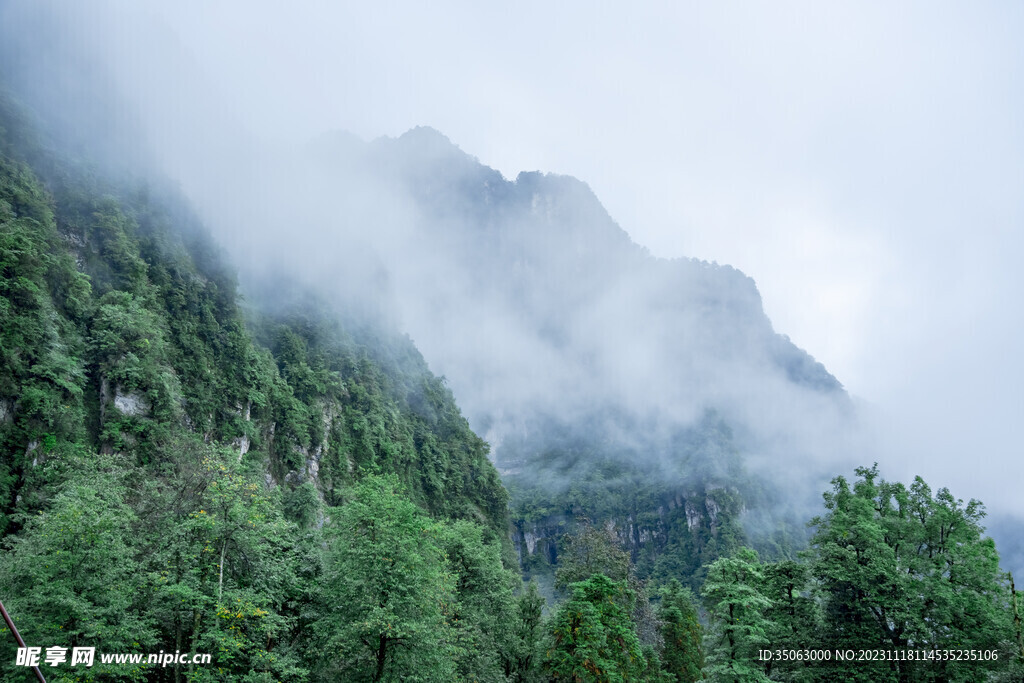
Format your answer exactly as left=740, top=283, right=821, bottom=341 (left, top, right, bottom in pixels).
left=810, top=465, right=1013, bottom=683
left=138, top=441, right=306, bottom=682
left=701, top=547, right=772, bottom=683
left=510, top=580, right=546, bottom=682
left=544, top=573, right=647, bottom=682
left=314, top=475, right=455, bottom=682
left=658, top=579, right=704, bottom=683
left=760, top=560, right=819, bottom=682
left=557, top=523, right=660, bottom=648
left=439, top=519, right=519, bottom=682
left=555, top=523, right=631, bottom=590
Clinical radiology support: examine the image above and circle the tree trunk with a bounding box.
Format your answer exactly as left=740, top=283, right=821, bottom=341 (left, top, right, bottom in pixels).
left=373, top=635, right=388, bottom=682
left=218, top=541, right=226, bottom=602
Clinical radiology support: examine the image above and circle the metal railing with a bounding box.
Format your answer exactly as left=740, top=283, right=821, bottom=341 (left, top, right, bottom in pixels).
left=0, top=599, right=46, bottom=683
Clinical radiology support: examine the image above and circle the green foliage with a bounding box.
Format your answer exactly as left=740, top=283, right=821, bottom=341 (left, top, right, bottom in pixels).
left=282, top=481, right=321, bottom=528
left=759, top=561, right=818, bottom=682
left=807, top=464, right=1014, bottom=682
left=658, top=579, right=704, bottom=683
left=508, top=412, right=757, bottom=597
left=4, top=84, right=1022, bottom=683
left=701, top=547, right=772, bottom=683
left=557, top=523, right=662, bottom=652
left=137, top=442, right=306, bottom=682
left=693, top=467, right=1021, bottom=682
left=249, top=301, right=510, bottom=532
left=0, top=152, right=90, bottom=531
left=544, top=573, right=647, bottom=682
left=556, top=523, right=632, bottom=590
left=440, top=519, right=519, bottom=681
left=0, top=454, right=155, bottom=682
left=314, top=475, right=456, bottom=682
left=510, top=580, right=547, bottom=682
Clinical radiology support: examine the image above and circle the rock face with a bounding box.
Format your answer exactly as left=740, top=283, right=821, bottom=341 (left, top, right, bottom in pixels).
left=113, top=389, right=149, bottom=417
left=231, top=435, right=250, bottom=456
left=99, top=378, right=151, bottom=419
left=230, top=401, right=253, bottom=457
left=513, top=520, right=563, bottom=566
left=280, top=401, right=342, bottom=501
left=510, top=485, right=744, bottom=577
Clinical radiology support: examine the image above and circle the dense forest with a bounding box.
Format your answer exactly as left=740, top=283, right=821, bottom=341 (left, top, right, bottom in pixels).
left=1, top=82, right=1022, bottom=683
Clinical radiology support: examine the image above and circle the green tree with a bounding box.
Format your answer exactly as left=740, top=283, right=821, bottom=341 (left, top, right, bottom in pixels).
left=701, top=547, right=771, bottom=683
left=510, top=580, right=546, bottom=682
left=990, top=574, right=1024, bottom=682
left=658, top=579, right=704, bottom=683
left=0, top=160, right=90, bottom=531
left=439, top=519, right=519, bottom=682
left=556, top=523, right=660, bottom=649
left=544, top=573, right=647, bottom=682
left=138, top=441, right=306, bottom=682
left=759, top=561, right=819, bottom=682
left=810, top=465, right=1014, bottom=683
left=0, top=454, right=155, bottom=682
left=314, top=475, right=455, bottom=682
left=555, top=524, right=631, bottom=590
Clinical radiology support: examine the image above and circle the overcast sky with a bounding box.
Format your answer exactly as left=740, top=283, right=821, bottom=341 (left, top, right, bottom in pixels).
left=12, top=1, right=1024, bottom=514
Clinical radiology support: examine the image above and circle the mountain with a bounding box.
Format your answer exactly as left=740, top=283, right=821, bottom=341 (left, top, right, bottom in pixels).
left=1, top=77, right=1019, bottom=683
left=290, top=126, right=861, bottom=586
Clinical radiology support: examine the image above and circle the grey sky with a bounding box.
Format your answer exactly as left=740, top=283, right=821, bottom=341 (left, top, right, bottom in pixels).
left=12, top=2, right=1024, bottom=514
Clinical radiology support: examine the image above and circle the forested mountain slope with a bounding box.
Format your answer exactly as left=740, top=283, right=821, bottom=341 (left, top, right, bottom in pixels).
left=0, top=93, right=516, bottom=681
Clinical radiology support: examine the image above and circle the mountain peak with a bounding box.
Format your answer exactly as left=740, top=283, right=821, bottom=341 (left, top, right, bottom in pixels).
left=392, top=126, right=463, bottom=158
left=398, top=125, right=451, bottom=144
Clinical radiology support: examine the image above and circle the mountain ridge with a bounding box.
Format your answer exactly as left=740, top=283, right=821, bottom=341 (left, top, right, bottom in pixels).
left=288, top=124, right=861, bottom=590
